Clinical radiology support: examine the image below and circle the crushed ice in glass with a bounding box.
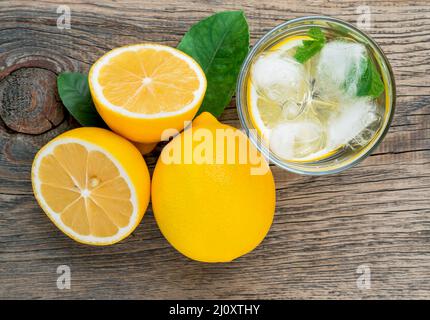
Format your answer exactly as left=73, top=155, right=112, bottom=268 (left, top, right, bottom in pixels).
left=249, top=36, right=383, bottom=161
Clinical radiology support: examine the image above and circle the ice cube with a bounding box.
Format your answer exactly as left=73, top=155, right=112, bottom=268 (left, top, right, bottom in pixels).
left=327, top=98, right=380, bottom=149
left=315, top=41, right=368, bottom=99
left=269, top=119, right=326, bottom=159
left=251, top=52, right=309, bottom=106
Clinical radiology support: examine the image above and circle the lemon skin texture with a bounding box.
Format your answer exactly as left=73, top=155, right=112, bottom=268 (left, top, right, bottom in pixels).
left=151, top=112, right=276, bottom=262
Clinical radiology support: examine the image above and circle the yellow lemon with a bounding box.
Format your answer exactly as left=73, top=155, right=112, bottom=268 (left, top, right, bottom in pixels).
left=151, top=112, right=276, bottom=262
left=89, top=43, right=207, bottom=143
left=31, top=127, right=150, bottom=245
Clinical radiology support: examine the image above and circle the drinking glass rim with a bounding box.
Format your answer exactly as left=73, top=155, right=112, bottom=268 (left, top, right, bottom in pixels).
left=236, top=15, right=396, bottom=175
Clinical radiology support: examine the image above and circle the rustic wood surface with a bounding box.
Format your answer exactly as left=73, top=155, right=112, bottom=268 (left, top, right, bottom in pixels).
left=0, top=0, right=429, bottom=300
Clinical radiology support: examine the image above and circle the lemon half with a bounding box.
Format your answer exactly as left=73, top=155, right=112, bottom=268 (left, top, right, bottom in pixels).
left=31, top=127, right=150, bottom=245
left=89, top=44, right=207, bottom=143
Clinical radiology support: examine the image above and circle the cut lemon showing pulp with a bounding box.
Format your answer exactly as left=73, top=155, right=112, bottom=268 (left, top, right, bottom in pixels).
left=89, top=43, right=207, bottom=143
left=31, top=127, right=150, bottom=245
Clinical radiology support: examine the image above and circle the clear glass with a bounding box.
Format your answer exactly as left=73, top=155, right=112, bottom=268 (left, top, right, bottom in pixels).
left=236, top=16, right=396, bottom=175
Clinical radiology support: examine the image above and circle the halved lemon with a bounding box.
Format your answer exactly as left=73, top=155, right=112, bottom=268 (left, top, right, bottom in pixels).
left=89, top=43, right=207, bottom=143
left=31, top=127, right=150, bottom=245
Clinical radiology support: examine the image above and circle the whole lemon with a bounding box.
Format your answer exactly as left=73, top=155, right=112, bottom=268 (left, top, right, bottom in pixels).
left=151, top=112, right=275, bottom=262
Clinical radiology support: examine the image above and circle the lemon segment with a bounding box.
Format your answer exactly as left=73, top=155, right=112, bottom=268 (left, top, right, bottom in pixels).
left=248, top=36, right=311, bottom=140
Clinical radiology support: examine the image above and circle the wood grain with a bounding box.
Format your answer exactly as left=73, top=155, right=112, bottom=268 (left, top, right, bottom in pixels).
left=0, top=0, right=429, bottom=299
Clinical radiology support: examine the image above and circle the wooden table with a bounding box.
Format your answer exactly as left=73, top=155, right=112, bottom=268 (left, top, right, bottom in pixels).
left=0, top=0, right=429, bottom=299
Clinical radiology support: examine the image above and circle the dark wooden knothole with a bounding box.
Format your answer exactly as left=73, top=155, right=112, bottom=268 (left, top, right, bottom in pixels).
left=0, top=66, right=65, bottom=134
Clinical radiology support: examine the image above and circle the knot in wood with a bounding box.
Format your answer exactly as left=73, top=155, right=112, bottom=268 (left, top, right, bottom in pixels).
left=0, top=67, right=64, bottom=134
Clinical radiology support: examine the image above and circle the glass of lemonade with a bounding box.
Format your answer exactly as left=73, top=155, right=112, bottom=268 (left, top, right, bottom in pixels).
left=236, top=16, right=395, bottom=175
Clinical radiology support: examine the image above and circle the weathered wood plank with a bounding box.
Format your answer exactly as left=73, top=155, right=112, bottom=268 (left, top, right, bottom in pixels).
left=0, top=0, right=429, bottom=299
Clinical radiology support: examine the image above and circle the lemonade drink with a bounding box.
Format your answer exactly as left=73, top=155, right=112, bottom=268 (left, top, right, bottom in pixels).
left=238, top=17, right=395, bottom=174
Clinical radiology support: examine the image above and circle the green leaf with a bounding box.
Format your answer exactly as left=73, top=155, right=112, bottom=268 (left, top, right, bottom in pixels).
left=178, top=11, right=250, bottom=117
left=57, top=72, right=106, bottom=127
left=355, top=57, right=384, bottom=98
left=308, top=26, right=325, bottom=42
left=294, top=27, right=326, bottom=64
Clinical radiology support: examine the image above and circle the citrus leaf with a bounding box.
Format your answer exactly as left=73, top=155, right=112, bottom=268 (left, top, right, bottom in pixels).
left=57, top=72, right=106, bottom=127
left=178, top=11, right=250, bottom=117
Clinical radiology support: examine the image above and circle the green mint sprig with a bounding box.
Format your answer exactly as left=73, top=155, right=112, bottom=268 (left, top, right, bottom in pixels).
left=294, top=26, right=384, bottom=99
left=355, top=57, right=385, bottom=99
left=294, top=27, right=326, bottom=64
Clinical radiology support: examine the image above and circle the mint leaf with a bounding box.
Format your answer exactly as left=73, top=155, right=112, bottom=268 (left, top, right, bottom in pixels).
left=356, top=57, right=384, bottom=98
left=294, top=27, right=326, bottom=64
left=57, top=72, right=106, bottom=127
left=178, top=11, right=250, bottom=117
left=308, top=26, right=325, bottom=42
